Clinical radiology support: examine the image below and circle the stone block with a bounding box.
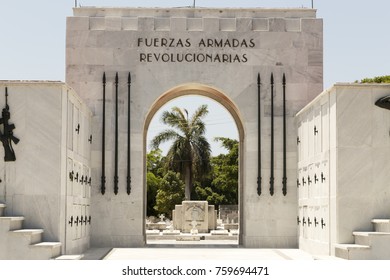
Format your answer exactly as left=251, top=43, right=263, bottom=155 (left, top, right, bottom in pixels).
left=286, top=19, right=301, bottom=32
left=203, top=18, right=219, bottom=33
left=122, top=17, right=138, bottom=30
left=138, top=17, right=154, bottom=31
left=252, top=18, right=269, bottom=31
left=105, top=17, right=122, bottom=31
left=155, top=18, right=170, bottom=31
left=171, top=18, right=187, bottom=32
left=187, top=18, right=202, bottom=31
left=89, top=17, right=105, bottom=30
left=220, top=18, right=236, bottom=31
left=237, top=18, right=252, bottom=32
left=269, top=18, right=286, bottom=32
left=67, top=17, right=90, bottom=31
left=210, top=230, right=229, bottom=235
left=176, top=235, right=201, bottom=241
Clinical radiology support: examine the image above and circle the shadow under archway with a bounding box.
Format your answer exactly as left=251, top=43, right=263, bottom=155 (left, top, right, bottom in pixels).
left=143, top=83, right=245, bottom=247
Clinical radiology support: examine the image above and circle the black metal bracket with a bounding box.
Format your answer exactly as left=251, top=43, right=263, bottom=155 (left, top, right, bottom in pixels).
left=302, top=217, right=306, bottom=226
left=314, top=125, right=319, bottom=135
left=88, top=216, right=91, bottom=225
left=68, top=216, right=73, bottom=227
left=314, top=217, right=319, bottom=227
left=307, top=175, right=312, bottom=185
left=308, top=217, right=312, bottom=227
left=297, top=137, right=300, bottom=145
left=297, top=179, right=300, bottom=188
left=83, top=175, right=88, bottom=185
left=297, top=216, right=301, bottom=225
left=75, top=216, right=79, bottom=226
left=88, top=135, right=92, bottom=143
left=79, top=216, right=85, bottom=225
left=69, top=171, right=74, bottom=182
left=80, top=175, right=84, bottom=185
left=302, top=177, right=306, bottom=186
left=321, top=218, right=326, bottom=229
left=75, top=172, right=79, bottom=182
left=75, top=124, right=80, bottom=134
left=88, top=177, right=92, bottom=186
left=314, top=173, right=319, bottom=184
left=321, top=172, right=326, bottom=183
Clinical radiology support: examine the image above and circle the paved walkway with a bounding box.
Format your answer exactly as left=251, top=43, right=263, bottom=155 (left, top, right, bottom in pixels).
left=103, top=248, right=315, bottom=260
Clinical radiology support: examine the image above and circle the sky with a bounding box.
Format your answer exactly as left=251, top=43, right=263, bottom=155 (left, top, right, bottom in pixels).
left=1, top=0, right=389, bottom=154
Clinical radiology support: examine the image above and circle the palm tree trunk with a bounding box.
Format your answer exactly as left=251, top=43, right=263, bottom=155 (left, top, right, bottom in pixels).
left=184, top=164, right=192, bottom=200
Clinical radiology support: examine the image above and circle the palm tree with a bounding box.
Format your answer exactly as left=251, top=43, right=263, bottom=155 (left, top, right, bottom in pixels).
left=150, top=105, right=211, bottom=200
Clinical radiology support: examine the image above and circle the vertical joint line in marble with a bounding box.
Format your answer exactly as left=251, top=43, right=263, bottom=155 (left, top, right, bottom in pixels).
left=127, top=72, right=132, bottom=196
left=257, top=73, right=262, bottom=196
left=269, top=73, right=274, bottom=196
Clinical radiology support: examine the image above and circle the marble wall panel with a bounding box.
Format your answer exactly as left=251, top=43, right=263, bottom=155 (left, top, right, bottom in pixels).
left=66, top=7, right=323, bottom=248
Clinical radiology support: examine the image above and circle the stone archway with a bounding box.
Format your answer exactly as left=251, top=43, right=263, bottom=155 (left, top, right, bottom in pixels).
left=143, top=83, right=245, bottom=245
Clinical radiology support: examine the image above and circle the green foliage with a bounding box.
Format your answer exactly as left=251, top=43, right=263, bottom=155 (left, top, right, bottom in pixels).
left=193, top=137, right=239, bottom=207
left=154, top=171, right=185, bottom=219
left=150, top=105, right=211, bottom=200
left=357, top=75, right=390, bottom=84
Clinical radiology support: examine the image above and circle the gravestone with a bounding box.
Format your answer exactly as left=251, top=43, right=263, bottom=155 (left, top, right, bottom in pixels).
left=173, top=201, right=216, bottom=233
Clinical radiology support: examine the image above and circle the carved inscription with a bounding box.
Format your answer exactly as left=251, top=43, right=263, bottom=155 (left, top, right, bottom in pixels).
left=137, top=37, right=256, bottom=63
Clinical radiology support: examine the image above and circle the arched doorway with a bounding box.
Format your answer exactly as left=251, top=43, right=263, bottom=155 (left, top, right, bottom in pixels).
left=143, top=83, right=245, bottom=246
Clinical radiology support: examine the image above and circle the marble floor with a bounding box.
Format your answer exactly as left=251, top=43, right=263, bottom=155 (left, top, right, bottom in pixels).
left=103, top=248, right=315, bottom=260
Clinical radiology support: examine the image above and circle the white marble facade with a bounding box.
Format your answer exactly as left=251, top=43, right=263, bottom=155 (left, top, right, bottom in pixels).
left=296, top=84, right=390, bottom=256
left=65, top=7, right=323, bottom=248
left=0, top=82, right=92, bottom=255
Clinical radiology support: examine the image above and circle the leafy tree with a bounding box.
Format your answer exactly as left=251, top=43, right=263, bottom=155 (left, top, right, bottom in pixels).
left=356, top=75, right=390, bottom=84
left=194, top=137, right=239, bottom=207
left=146, top=149, right=164, bottom=217
left=154, top=171, right=185, bottom=218
left=150, top=105, right=211, bottom=200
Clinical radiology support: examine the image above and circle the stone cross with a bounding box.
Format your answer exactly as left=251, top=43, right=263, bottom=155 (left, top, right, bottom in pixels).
left=159, top=214, right=165, bottom=222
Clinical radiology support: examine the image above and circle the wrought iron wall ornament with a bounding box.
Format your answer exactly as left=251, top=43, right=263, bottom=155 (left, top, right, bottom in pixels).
left=269, top=73, right=275, bottom=196
left=114, top=73, right=119, bottom=195
left=375, top=95, right=390, bottom=110
left=101, top=73, right=106, bottom=195
left=0, top=88, right=19, bottom=162
left=127, top=72, right=132, bottom=195
left=257, top=73, right=262, bottom=196
left=282, top=73, right=287, bottom=196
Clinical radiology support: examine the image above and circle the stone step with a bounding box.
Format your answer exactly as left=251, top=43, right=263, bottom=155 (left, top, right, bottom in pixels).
left=11, top=229, right=44, bottom=245
left=0, top=216, right=25, bottom=231
left=334, top=244, right=371, bottom=260
left=30, top=242, right=62, bottom=260
left=372, top=219, right=390, bottom=232
left=353, top=231, right=390, bottom=246
left=55, top=254, right=84, bottom=260
left=0, top=204, right=5, bottom=216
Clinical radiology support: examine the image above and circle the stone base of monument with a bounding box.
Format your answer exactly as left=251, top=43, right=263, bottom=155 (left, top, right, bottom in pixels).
left=230, top=229, right=239, bottom=235
left=223, top=223, right=239, bottom=230
left=176, top=235, right=201, bottom=241
left=146, top=223, right=167, bottom=230
left=210, top=230, right=229, bottom=235
left=146, top=230, right=161, bottom=235
left=162, top=230, right=181, bottom=235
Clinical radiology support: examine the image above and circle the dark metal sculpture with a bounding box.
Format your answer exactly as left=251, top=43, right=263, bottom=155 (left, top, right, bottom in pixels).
left=270, top=73, right=275, bottom=196
left=0, top=88, right=19, bottom=162
left=375, top=95, right=390, bottom=110
left=282, top=73, right=287, bottom=196
left=114, top=72, right=119, bottom=195
left=127, top=72, right=132, bottom=195
left=257, top=73, right=262, bottom=196
left=101, top=73, right=106, bottom=195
